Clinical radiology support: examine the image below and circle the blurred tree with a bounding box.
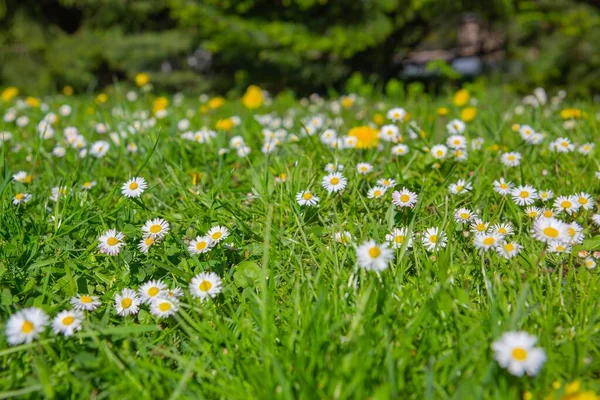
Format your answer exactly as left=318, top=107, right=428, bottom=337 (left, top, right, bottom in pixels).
left=0, top=0, right=599, bottom=95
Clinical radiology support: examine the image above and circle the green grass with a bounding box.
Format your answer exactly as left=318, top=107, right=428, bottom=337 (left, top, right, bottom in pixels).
left=1, top=88, right=599, bottom=399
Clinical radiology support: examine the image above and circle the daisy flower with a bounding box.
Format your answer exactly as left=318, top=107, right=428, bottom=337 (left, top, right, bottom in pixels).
left=367, top=186, right=387, bottom=199
left=13, top=193, right=32, bottom=205
left=578, top=143, right=594, bottom=155
left=540, top=208, right=555, bottom=219
left=552, top=137, right=574, bottom=153
left=188, top=235, right=214, bottom=255
left=391, top=188, right=418, bottom=208
left=377, top=178, right=396, bottom=188
left=493, top=178, right=513, bottom=195
left=387, top=107, right=406, bottom=122
left=90, top=140, right=110, bottom=158
left=138, top=280, right=168, bottom=304
left=548, top=242, right=571, bottom=254
left=491, top=222, right=513, bottom=236
left=356, top=163, right=373, bottom=175
left=511, top=185, right=538, bottom=206
left=532, top=217, right=568, bottom=243
left=165, top=286, right=184, bottom=300
left=584, top=257, right=596, bottom=269
left=454, top=208, right=476, bottom=223
left=334, top=231, right=353, bottom=244
left=473, top=232, right=503, bottom=252
left=470, top=219, right=489, bottom=234
left=138, top=236, right=155, bottom=254
left=525, top=206, right=541, bottom=219
left=324, top=162, right=344, bottom=173
left=553, top=195, right=580, bottom=215
left=501, top=152, right=522, bottom=167
left=82, top=181, right=97, bottom=190
left=446, top=119, right=465, bottom=135
left=385, top=227, right=413, bottom=249
left=142, top=218, right=170, bottom=239
left=422, top=227, right=447, bottom=252
left=114, top=289, right=141, bottom=316
left=391, top=144, right=409, bottom=156
left=150, top=298, right=179, bottom=318
left=5, top=307, right=49, bottom=345
left=447, top=135, right=467, bottom=149
left=207, top=226, right=230, bottom=243
left=593, top=214, right=600, bottom=227
left=492, top=331, right=546, bottom=377
left=70, top=294, right=101, bottom=311
left=575, top=192, right=594, bottom=210
left=448, top=179, right=472, bottom=195
left=538, top=189, right=554, bottom=202
left=122, top=177, right=147, bottom=198
left=98, top=229, right=125, bottom=255
left=496, top=241, right=521, bottom=259
left=430, top=144, right=448, bottom=160
left=379, top=125, right=400, bottom=142
left=322, top=172, right=347, bottom=193
left=566, top=222, right=584, bottom=245
left=190, top=272, right=222, bottom=300
left=52, top=310, right=84, bottom=336
left=296, top=190, right=319, bottom=207
left=356, top=240, right=395, bottom=271
left=12, top=171, right=31, bottom=183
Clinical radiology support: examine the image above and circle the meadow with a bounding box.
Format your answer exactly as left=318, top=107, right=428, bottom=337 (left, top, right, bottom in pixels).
left=0, top=84, right=599, bottom=399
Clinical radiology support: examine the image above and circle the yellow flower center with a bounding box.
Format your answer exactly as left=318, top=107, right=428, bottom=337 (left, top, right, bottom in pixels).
left=543, top=210, right=553, bottom=218
left=121, top=298, right=132, bottom=309
left=368, top=247, right=381, bottom=258
left=567, top=228, right=575, bottom=237
left=543, top=227, right=559, bottom=238
left=429, top=235, right=438, bottom=243
left=476, top=224, right=486, bottom=232
left=303, top=192, right=313, bottom=200
left=500, top=183, right=508, bottom=189
left=107, top=237, right=118, bottom=246
left=196, top=241, right=207, bottom=250
left=436, top=150, right=443, bottom=157
left=498, top=228, right=507, bottom=234
left=519, top=191, right=529, bottom=198
left=21, top=320, right=34, bottom=333
left=145, top=237, right=154, bottom=246
left=561, top=201, right=572, bottom=209
left=212, top=231, right=222, bottom=240
left=394, top=235, right=404, bottom=244
left=330, top=177, right=340, bottom=185
left=512, top=347, right=528, bottom=361
left=460, top=213, right=470, bottom=219
left=507, top=155, right=515, bottom=161
left=15, top=193, right=24, bottom=200
left=80, top=295, right=93, bottom=303
left=456, top=185, right=464, bottom=192
left=158, top=302, right=171, bottom=312
left=199, top=280, right=212, bottom=292
left=62, top=316, right=75, bottom=326
left=504, top=243, right=514, bottom=252
left=147, top=287, right=159, bottom=297
left=400, top=194, right=410, bottom=202
left=578, top=198, right=588, bottom=205
left=373, top=190, right=381, bottom=197
left=527, top=211, right=538, bottom=217
left=129, top=182, right=139, bottom=190
left=483, top=237, right=495, bottom=246
left=149, top=224, right=162, bottom=233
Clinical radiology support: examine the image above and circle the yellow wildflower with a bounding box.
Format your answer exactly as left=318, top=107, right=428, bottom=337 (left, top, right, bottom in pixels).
left=241, top=85, right=264, bottom=109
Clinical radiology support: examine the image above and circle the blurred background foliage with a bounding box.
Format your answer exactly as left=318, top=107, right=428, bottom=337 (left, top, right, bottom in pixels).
left=0, top=0, right=599, bottom=95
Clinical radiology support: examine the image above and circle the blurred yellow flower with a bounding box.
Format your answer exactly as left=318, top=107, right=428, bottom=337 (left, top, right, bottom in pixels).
left=1, top=87, right=19, bottom=102
left=208, top=97, right=225, bottom=110
left=62, top=85, right=74, bottom=96
left=511, top=124, right=520, bottom=132
left=199, top=105, right=209, bottom=115
left=87, top=107, right=96, bottom=115
left=372, top=113, right=385, bottom=126
left=437, top=107, right=449, bottom=117
left=152, top=97, right=169, bottom=112
left=453, top=89, right=470, bottom=107
left=341, top=95, right=354, bottom=108
left=96, top=93, right=108, bottom=104
left=348, top=126, right=379, bottom=149
left=216, top=118, right=234, bottom=131
left=135, top=73, right=150, bottom=88
left=545, top=380, right=599, bottom=400
left=26, top=97, right=41, bottom=108
left=560, top=108, right=586, bottom=120
left=461, top=107, right=477, bottom=122
left=241, top=85, right=264, bottom=109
